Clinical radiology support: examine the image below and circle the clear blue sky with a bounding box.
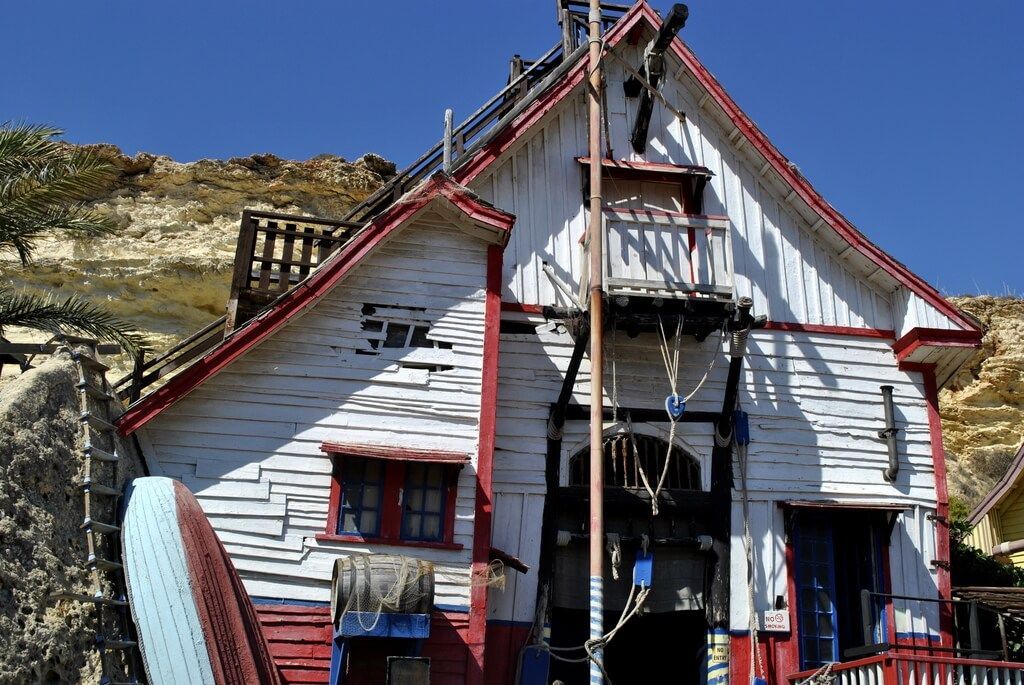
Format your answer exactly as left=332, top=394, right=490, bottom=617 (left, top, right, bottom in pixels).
left=2, top=1, right=1021, bottom=296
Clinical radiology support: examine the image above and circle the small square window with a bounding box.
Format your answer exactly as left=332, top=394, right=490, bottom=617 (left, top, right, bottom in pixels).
left=326, top=450, right=461, bottom=549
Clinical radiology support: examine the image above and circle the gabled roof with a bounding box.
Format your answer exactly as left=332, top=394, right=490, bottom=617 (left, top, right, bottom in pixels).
left=969, top=442, right=1024, bottom=526
left=117, top=173, right=513, bottom=434
left=119, top=0, right=980, bottom=435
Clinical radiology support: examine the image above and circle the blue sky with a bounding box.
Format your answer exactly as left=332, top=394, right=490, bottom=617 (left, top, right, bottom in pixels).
left=2, top=1, right=1021, bottom=296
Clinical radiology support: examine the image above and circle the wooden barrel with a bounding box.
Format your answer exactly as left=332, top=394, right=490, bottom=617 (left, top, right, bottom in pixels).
left=330, top=554, right=434, bottom=624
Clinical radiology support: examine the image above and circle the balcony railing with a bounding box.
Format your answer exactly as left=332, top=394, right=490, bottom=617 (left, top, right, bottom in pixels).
left=225, top=210, right=363, bottom=332
left=788, top=653, right=1024, bottom=685
left=582, top=208, right=733, bottom=303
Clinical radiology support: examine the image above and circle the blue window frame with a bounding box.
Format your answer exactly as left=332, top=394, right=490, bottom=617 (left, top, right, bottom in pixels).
left=795, top=517, right=839, bottom=668
left=401, top=462, right=447, bottom=542
left=337, top=457, right=384, bottom=537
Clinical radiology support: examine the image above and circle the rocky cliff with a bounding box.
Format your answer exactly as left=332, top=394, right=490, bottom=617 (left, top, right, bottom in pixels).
left=0, top=147, right=394, bottom=381
left=942, top=296, right=1024, bottom=508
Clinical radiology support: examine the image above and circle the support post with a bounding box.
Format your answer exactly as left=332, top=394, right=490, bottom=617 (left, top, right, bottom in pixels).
left=586, top=0, right=605, bottom=681
left=708, top=297, right=759, bottom=684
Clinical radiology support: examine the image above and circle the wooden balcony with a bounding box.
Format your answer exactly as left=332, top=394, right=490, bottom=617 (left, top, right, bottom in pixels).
left=225, top=210, right=363, bottom=332
left=581, top=207, right=735, bottom=338
left=788, top=652, right=1024, bottom=684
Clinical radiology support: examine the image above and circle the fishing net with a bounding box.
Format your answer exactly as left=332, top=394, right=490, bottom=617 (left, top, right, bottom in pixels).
left=331, top=555, right=434, bottom=632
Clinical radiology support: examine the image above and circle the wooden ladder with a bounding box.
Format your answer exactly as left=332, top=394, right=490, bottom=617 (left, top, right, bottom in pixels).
left=52, top=337, right=143, bottom=684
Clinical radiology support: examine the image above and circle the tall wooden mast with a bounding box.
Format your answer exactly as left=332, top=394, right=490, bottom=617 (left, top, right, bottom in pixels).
left=586, top=0, right=605, bottom=682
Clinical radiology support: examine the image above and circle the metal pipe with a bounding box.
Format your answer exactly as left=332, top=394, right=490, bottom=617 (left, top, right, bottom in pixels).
left=991, top=538, right=1024, bottom=556
left=586, top=0, right=605, bottom=680
left=879, top=385, right=900, bottom=482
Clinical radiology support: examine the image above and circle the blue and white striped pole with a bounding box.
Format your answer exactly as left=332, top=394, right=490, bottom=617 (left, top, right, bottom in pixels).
left=589, top=575, right=603, bottom=684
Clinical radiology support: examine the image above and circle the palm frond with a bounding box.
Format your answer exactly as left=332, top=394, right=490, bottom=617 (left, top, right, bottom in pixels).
left=0, top=122, right=119, bottom=263
left=0, top=288, right=150, bottom=357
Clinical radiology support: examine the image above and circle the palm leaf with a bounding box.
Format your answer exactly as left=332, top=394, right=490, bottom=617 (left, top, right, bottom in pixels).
left=0, top=122, right=118, bottom=263
left=0, top=288, right=150, bottom=356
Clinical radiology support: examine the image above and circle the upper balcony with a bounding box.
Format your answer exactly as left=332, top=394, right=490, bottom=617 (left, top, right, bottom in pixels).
left=577, top=157, right=735, bottom=338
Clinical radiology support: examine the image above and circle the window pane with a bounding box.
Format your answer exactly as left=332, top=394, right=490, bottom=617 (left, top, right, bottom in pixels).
left=404, top=513, right=422, bottom=539
left=407, top=488, right=424, bottom=511
left=360, top=511, right=378, bottom=536
left=425, top=488, right=442, bottom=513
left=422, top=514, right=441, bottom=540
left=362, top=485, right=380, bottom=510
left=364, top=459, right=382, bottom=482
left=407, top=463, right=425, bottom=486
left=384, top=323, right=410, bottom=348
left=342, top=512, right=358, bottom=533
left=410, top=326, right=432, bottom=348
left=426, top=465, right=443, bottom=487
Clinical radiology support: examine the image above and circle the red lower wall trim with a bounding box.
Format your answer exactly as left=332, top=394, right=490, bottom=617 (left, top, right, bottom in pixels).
left=484, top=622, right=532, bottom=685
left=467, top=245, right=503, bottom=685
left=254, top=604, right=332, bottom=684
left=730, top=633, right=798, bottom=685
left=253, top=605, right=471, bottom=685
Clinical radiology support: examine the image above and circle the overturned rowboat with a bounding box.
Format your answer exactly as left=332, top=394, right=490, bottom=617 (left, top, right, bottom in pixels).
left=121, top=476, right=281, bottom=685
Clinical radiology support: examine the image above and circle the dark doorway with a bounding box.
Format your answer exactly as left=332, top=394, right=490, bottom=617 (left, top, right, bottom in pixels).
left=794, top=509, right=887, bottom=668
left=549, top=607, right=706, bottom=683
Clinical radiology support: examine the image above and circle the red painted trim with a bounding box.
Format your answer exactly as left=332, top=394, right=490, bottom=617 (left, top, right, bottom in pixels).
left=313, top=533, right=463, bottom=551
left=636, top=1, right=980, bottom=334
left=912, top=362, right=954, bottom=647
left=762, top=321, right=896, bottom=339
left=380, top=462, right=404, bottom=540
left=892, top=327, right=983, bottom=361
left=467, top=244, right=503, bottom=685
left=117, top=173, right=516, bottom=436
left=319, top=441, right=470, bottom=464
left=325, top=457, right=343, bottom=541
left=500, top=302, right=546, bottom=314
left=777, top=531, right=800, bottom=680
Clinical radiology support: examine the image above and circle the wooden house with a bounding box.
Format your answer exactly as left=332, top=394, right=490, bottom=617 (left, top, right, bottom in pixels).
left=966, top=443, right=1024, bottom=565
left=114, top=2, right=1010, bottom=683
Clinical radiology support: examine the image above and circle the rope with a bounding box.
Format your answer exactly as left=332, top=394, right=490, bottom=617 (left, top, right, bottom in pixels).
left=539, top=581, right=651, bottom=685
left=802, top=662, right=836, bottom=684
left=627, top=320, right=724, bottom=515
left=738, top=441, right=765, bottom=682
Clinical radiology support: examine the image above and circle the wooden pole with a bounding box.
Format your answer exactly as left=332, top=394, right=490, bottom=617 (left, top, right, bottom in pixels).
left=586, top=0, right=605, bottom=682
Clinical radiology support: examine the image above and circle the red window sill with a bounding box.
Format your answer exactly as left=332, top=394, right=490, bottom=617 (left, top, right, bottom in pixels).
left=315, top=533, right=464, bottom=551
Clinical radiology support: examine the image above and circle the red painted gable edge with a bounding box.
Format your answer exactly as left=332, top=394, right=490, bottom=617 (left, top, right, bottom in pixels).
left=117, top=173, right=514, bottom=435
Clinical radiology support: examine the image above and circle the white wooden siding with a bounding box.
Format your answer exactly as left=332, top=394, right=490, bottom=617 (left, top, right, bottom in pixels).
left=487, top=312, right=943, bottom=630
left=470, top=39, right=963, bottom=332
left=140, top=219, right=488, bottom=606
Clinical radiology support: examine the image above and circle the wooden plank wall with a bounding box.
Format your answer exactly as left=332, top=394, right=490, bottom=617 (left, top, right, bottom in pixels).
left=486, top=312, right=945, bottom=633
left=470, top=40, right=962, bottom=334
left=141, top=219, right=489, bottom=608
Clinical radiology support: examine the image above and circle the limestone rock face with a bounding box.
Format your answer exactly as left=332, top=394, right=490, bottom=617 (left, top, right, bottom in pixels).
left=941, top=296, right=1024, bottom=507
left=0, top=147, right=393, bottom=380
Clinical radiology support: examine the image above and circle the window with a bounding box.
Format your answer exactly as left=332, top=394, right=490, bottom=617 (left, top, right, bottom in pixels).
left=793, top=510, right=888, bottom=668
left=321, top=444, right=466, bottom=549
left=568, top=433, right=701, bottom=490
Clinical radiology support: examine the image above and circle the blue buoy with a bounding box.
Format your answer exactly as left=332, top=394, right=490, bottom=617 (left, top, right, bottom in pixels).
left=665, top=394, right=685, bottom=420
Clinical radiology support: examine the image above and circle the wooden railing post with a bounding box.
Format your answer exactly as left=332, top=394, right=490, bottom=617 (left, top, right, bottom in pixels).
left=225, top=210, right=257, bottom=334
